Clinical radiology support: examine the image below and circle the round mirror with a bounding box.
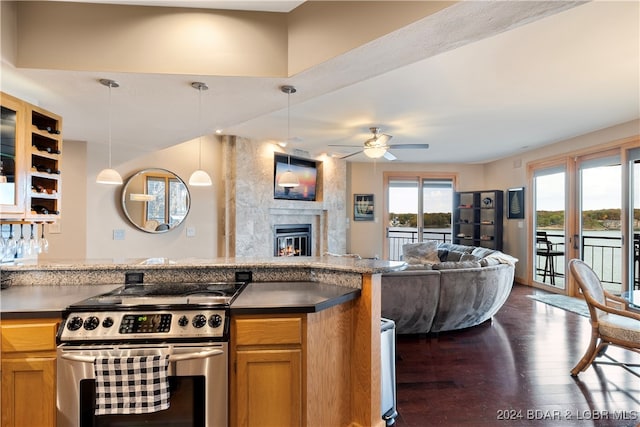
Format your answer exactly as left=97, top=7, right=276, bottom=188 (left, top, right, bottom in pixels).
left=121, top=168, right=190, bottom=233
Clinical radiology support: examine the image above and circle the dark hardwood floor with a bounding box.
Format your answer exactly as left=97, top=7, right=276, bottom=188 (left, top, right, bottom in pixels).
left=392, top=284, right=640, bottom=427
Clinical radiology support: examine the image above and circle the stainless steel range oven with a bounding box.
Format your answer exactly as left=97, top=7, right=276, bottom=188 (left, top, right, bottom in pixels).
left=56, top=281, right=246, bottom=427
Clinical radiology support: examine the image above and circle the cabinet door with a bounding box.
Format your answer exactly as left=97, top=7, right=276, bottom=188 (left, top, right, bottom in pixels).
left=1, top=357, right=56, bottom=427
left=0, top=93, right=27, bottom=218
left=235, top=349, right=302, bottom=427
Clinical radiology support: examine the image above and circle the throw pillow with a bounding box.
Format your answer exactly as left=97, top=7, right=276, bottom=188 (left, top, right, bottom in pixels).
left=445, top=250, right=465, bottom=262
left=402, top=241, right=440, bottom=264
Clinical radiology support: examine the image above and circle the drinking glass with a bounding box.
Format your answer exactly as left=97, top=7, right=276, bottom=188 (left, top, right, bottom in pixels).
left=5, top=224, right=17, bottom=259
left=16, top=224, right=28, bottom=257
left=29, top=224, right=40, bottom=255
left=39, top=223, right=49, bottom=253
left=0, top=225, right=5, bottom=259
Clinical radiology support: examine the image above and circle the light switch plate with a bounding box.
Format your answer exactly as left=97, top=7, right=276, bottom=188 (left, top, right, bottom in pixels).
left=113, top=229, right=125, bottom=240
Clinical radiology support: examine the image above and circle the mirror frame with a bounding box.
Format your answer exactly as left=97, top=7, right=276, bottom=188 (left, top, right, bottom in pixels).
left=121, top=168, right=191, bottom=234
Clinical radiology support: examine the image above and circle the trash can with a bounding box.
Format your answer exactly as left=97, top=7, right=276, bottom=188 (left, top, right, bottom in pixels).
left=381, top=318, right=398, bottom=425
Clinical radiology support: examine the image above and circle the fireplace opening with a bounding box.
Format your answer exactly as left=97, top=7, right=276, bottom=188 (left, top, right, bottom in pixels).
left=274, top=224, right=312, bottom=257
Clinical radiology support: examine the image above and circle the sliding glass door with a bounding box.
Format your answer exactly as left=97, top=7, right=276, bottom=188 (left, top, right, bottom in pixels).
left=385, top=175, right=453, bottom=260
left=531, top=149, right=636, bottom=298
left=533, top=167, right=567, bottom=289
left=628, top=148, right=640, bottom=307
left=578, top=156, right=622, bottom=295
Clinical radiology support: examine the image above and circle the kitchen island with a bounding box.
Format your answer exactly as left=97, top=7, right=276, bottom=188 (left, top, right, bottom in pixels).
left=1, top=257, right=405, bottom=427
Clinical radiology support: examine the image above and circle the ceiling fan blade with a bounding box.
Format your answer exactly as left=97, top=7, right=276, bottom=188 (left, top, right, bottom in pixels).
left=383, top=151, right=397, bottom=161
left=340, top=150, right=364, bottom=159
left=389, top=143, right=430, bottom=149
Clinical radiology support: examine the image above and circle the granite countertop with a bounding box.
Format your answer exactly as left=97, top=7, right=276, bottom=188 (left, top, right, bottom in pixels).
left=231, top=281, right=360, bottom=315
left=1, top=281, right=360, bottom=318
left=0, top=256, right=406, bottom=274
left=0, top=284, right=122, bottom=319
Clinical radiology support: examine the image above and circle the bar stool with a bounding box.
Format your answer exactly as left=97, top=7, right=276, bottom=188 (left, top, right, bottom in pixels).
left=536, top=231, right=564, bottom=285
left=634, top=234, right=639, bottom=290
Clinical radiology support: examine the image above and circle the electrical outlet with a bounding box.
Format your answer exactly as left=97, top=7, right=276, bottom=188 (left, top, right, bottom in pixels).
left=113, top=229, right=125, bottom=240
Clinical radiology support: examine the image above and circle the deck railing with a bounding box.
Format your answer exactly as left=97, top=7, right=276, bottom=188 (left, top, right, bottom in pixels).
left=388, top=229, right=636, bottom=289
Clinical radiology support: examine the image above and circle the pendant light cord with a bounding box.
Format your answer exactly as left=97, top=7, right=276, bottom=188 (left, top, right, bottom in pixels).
left=287, top=89, right=291, bottom=166
left=198, top=85, right=203, bottom=170
left=108, top=83, right=113, bottom=168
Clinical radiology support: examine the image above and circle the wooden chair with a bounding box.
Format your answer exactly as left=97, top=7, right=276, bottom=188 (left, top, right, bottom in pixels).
left=568, top=259, right=640, bottom=377
left=536, top=231, right=564, bottom=285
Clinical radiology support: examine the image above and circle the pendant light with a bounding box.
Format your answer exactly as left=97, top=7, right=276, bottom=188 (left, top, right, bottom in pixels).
left=96, top=79, right=123, bottom=185
left=277, top=85, right=300, bottom=188
left=189, top=82, right=213, bottom=186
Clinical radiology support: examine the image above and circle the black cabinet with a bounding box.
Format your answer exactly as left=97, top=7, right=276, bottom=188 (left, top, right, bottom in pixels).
left=453, top=190, right=503, bottom=250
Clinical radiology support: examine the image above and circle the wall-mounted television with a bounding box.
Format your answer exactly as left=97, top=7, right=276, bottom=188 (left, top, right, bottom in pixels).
left=274, top=153, right=318, bottom=201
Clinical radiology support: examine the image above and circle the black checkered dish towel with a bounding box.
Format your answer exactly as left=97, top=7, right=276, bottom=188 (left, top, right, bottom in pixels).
left=94, top=355, right=170, bottom=415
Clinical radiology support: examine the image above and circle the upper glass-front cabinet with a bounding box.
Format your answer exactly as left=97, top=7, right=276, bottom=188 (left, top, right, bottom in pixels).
left=0, top=93, right=26, bottom=217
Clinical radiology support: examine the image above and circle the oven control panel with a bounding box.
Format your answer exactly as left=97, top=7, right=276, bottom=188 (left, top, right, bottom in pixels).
left=58, top=309, right=228, bottom=342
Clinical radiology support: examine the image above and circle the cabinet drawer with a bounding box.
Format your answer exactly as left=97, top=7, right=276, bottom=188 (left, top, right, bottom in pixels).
left=1, top=320, right=59, bottom=353
left=235, top=317, right=302, bottom=346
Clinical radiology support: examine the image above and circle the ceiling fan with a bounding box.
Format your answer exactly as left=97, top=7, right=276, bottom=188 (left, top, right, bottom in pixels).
left=329, top=127, right=429, bottom=160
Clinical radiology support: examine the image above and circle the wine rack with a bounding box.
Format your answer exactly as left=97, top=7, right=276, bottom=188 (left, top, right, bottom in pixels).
left=453, top=190, right=503, bottom=250
left=26, top=106, right=62, bottom=220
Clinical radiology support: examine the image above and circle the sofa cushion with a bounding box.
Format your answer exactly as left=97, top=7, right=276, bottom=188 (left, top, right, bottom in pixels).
left=432, top=261, right=482, bottom=270
left=471, top=247, right=496, bottom=258
left=404, top=263, right=434, bottom=270
left=479, top=257, right=501, bottom=267
left=438, top=243, right=475, bottom=254
left=403, top=241, right=440, bottom=264
left=443, top=251, right=481, bottom=262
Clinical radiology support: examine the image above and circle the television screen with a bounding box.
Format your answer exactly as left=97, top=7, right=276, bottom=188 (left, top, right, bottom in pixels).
left=274, top=154, right=318, bottom=201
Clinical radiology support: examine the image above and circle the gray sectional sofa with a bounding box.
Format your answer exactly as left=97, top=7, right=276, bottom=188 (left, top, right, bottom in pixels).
left=381, top=241, right=517, bottom=334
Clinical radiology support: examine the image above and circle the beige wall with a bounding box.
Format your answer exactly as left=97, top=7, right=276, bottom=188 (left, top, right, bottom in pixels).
left=15, top=2, right=288, bottom=77
left=40, top=140, right=87, bottom=261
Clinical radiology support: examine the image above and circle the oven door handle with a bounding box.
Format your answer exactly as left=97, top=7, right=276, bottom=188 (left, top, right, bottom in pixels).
left=60, top=349, right=224, bottom=364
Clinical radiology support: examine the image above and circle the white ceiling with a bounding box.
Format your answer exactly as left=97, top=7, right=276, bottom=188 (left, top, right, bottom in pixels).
left=2, top=1, right=638, bottom=164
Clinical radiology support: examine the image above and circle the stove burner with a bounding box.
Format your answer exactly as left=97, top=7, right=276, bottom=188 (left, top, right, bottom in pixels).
left=68, top=281, right=247, bottom=309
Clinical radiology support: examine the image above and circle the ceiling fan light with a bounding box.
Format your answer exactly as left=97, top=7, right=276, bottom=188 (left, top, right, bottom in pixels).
left=278, top=170, right=300, bottom=188
left=96, top=168, right=123, bottom=185
left=363, top=146, right=387, bottom=159
left=189, top=169, right=213, bottom=186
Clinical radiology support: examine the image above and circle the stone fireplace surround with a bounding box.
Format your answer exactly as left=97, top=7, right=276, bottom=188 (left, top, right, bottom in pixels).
left=222, top=136, right=347, bottom=258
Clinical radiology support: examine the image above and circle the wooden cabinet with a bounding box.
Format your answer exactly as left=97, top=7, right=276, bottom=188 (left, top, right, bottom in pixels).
left=453, top=190, right=503, bottom=250
left=26, top=105, right=63, bottom=220
left=232, top=316, right=303, bottom=427
left=0, top=92, right=62, bottom=221
left=231, top=302, right=356, bottom=427
left=1, top=317, right=60, bottom=427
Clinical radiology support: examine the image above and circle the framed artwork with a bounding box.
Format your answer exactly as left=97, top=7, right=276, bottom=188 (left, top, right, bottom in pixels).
left=507, top=187, right=525, bottom=219
left=354, top=194, right=374, bottom=221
